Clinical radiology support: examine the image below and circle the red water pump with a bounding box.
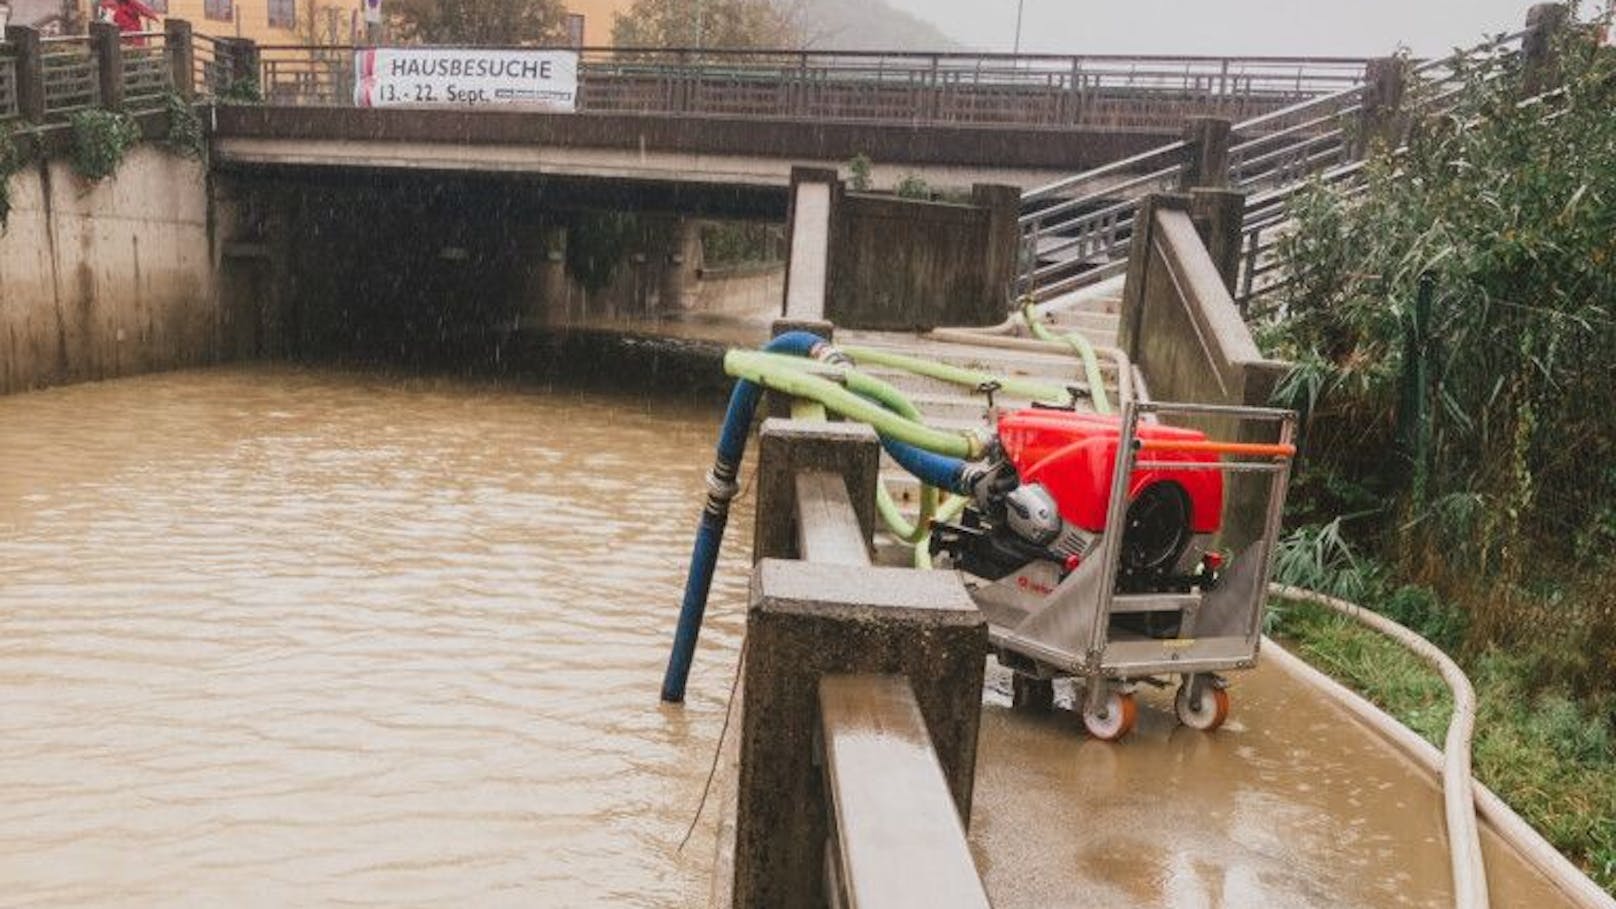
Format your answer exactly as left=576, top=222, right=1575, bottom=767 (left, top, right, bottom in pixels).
left=933, top=400, right=1297, bottom=741
left=935, top=408, right=1226, bottom=598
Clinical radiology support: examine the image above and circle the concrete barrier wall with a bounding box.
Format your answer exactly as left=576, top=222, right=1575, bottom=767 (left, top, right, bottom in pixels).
left=820, top=183, right=1019, bottom=331
left=1119, top=193, right=1290, bottom=548
left=0, top=145, right=214, bottom=394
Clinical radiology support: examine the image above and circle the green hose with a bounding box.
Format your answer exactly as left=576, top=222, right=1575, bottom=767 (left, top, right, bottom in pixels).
left=1020, top=302, right=1112, bottom=414
left=914, top=493, right=970, bottom=570
left=838, top=345, right=1072, bottom=405
left=724, top=350, right=985, bottom=460
left=1019, top=302, right=1112, bottom=415
left=735, top=350, right=947, bottom=555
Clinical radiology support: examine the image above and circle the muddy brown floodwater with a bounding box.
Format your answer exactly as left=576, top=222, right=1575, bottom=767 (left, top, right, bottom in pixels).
left=0, top=366, right=752, bottom=907
left=0, top=364, right=1579, bottom=908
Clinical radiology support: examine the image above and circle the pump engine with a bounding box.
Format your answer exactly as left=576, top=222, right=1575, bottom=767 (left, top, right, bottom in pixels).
left=933, top=408, right=1226, bottom=602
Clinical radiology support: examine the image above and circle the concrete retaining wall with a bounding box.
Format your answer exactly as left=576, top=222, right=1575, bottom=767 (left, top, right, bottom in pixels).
left=0, top=145, right=214, bottom=394
left=825, top=185, right=1018, bottom=330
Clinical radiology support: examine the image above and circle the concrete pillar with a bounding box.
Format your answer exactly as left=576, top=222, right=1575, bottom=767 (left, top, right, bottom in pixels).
left=1357, top=56, right=1408, bottom=156
left=752, top=419, right=879, bottom=562
left=658, top=217, right=701, bottom=311
left=4, top=25, right=44, bottom=123
left=228, top=37, right=260, bottom=93
left=165, top=18, right=195, bottom=100
left=972, top=182, right=1022, bottom=314
left=1118, top=193, right=1191, bottom=362
left=733, top=419, right=989, bottom=908
left=1523, top=3, right=1570, bottom=94
left=518, top=225, right=569, bottom=326
left=1178, top=116, right=1232, bottom=190
left=1190, top=188, right=1245, bottom=296
left=90, top=21, right=124, bottom=111
left=734, top=559, right=988, bottom=908
left=781, top=166, right=840, bottom=320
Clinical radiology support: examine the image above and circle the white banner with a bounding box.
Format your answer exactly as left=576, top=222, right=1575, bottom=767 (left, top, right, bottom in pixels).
left=353, top=48, right=578, bottom=110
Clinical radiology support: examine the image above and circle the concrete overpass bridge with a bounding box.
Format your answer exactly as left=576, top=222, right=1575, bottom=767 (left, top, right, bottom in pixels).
left=194, top=44, right=1374, bottom=217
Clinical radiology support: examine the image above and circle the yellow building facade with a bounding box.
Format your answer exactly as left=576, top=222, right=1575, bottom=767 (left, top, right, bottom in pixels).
left=156, top=0, right=635, bottom=46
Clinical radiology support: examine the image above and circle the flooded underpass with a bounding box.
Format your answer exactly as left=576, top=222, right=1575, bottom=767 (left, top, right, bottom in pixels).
left=0, top=364, right=1577, bottom=907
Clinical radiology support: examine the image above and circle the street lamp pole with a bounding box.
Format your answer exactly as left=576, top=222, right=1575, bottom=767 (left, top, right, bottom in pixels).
left=1012, top=0, right=1025, bottom=54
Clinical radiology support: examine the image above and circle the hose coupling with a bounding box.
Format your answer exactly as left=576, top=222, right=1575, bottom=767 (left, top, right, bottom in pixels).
left=810, top=342, right=853, bottom=368
left=703, top=461, right=741, bottom=513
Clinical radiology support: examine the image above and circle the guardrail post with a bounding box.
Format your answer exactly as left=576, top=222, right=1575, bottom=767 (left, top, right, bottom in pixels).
left=781, top=166, right=841, bottom=321
left=1522, top=3, right=1569, bottom=94
left=1190, top=187, right=1245, bottom=296
left=4, top=24, right=44, bottom=123
left=752, top=419, right=878, bottom=561
left=90, top=20, right=123, bottom=110
left=1178, top=115, right=1231, bottom=189
left=974, top=182, right=1022, bottom=314
left=1356, top=56, right=1406, bottom=157
left=734, top=421, right=989, bottom=908
left=165, top=18, right=194, bottom=100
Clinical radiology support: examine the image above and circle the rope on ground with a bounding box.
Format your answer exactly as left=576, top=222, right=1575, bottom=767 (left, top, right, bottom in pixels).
left=1268, top=583, right=1489, bottom=909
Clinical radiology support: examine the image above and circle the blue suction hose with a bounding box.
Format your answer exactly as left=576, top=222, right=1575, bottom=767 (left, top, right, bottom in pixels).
left=660, top=331, right=827, bottom=702
left=880, top=438, right=971, bottom=495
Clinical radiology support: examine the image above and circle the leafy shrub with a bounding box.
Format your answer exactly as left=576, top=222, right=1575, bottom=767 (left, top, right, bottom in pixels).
left=68, top=109, right=141, bottom=182
left=848, top=153, right=872, bottom=192
left=162, top=92, right=206, bottom=161
left=894, top=173, right=930, bottom=199
left=1259, top=29, right=1616, bottom=683
left=0, top=124, right=27, bottom=228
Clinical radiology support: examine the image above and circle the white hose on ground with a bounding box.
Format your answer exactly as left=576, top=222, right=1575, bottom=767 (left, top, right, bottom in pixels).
left=1269, top=583, right=1490, bottom=909
left=1262, top=636, right=1616, bottom=909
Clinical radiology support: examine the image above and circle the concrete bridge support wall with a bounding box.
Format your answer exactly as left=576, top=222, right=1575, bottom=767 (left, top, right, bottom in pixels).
left=0, top=146, right=215, bottom=394
left=782, top=166, right=1020, bottom=330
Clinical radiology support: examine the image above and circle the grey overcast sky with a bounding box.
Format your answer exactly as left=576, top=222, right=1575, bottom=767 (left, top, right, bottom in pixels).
left=882, top=1, right=1558, bottom=56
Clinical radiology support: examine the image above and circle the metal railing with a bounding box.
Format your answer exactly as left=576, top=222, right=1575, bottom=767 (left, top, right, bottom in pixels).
left=1019, top=26, right=1537, bottom=304
left=193, top=33, right=239, bottom=98
left=0, top=44, right=18, bottom=121
left=245, top=43, right=1371, bottom=128
left=40, top=34, right=99, bottom=117
left=1229, top=27, right=1532, bottom=309
left=122, top=31, right=171, bottom=109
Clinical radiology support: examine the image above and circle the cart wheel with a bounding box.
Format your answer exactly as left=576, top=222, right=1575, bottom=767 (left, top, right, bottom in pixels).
left=1011, top=675, right=1054, bottom=713
left=1081, top=689, right=1137, bottom=741
left=1174, top=680, right=1231, bottom=732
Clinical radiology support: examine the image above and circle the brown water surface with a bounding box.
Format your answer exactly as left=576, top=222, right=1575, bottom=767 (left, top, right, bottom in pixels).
left=0, top=366, right=751, bottom=907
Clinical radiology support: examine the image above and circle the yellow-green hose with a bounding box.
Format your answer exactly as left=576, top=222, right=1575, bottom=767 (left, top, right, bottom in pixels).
left=742, top=351, right=948, bottom=553
left=1020, top=302, right=1112, bottom=414
left=725, top=350, right=985, bottom=459
left=839, top=345, right=1072, bottom=405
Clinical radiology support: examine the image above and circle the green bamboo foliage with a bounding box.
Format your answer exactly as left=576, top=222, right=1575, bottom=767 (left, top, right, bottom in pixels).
left=1262, top=33, right=1616, bottom=577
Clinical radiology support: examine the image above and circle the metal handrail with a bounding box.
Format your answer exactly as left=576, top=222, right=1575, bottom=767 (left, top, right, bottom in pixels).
left=1022, top=140, right=1189, bottom=204
left=1021, top=24, right=1536, bottom=303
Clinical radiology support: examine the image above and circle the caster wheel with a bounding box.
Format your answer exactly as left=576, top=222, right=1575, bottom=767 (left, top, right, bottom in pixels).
left=1174, top=681, right=1231, bottom=732
left=1081, top=689, right=1137, bottom=741
left=1011, top=675, right=1054, bottom=712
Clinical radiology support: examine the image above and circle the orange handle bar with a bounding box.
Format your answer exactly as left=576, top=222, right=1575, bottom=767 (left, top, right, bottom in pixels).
left=1137, top=438, right=1296, bottom=458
